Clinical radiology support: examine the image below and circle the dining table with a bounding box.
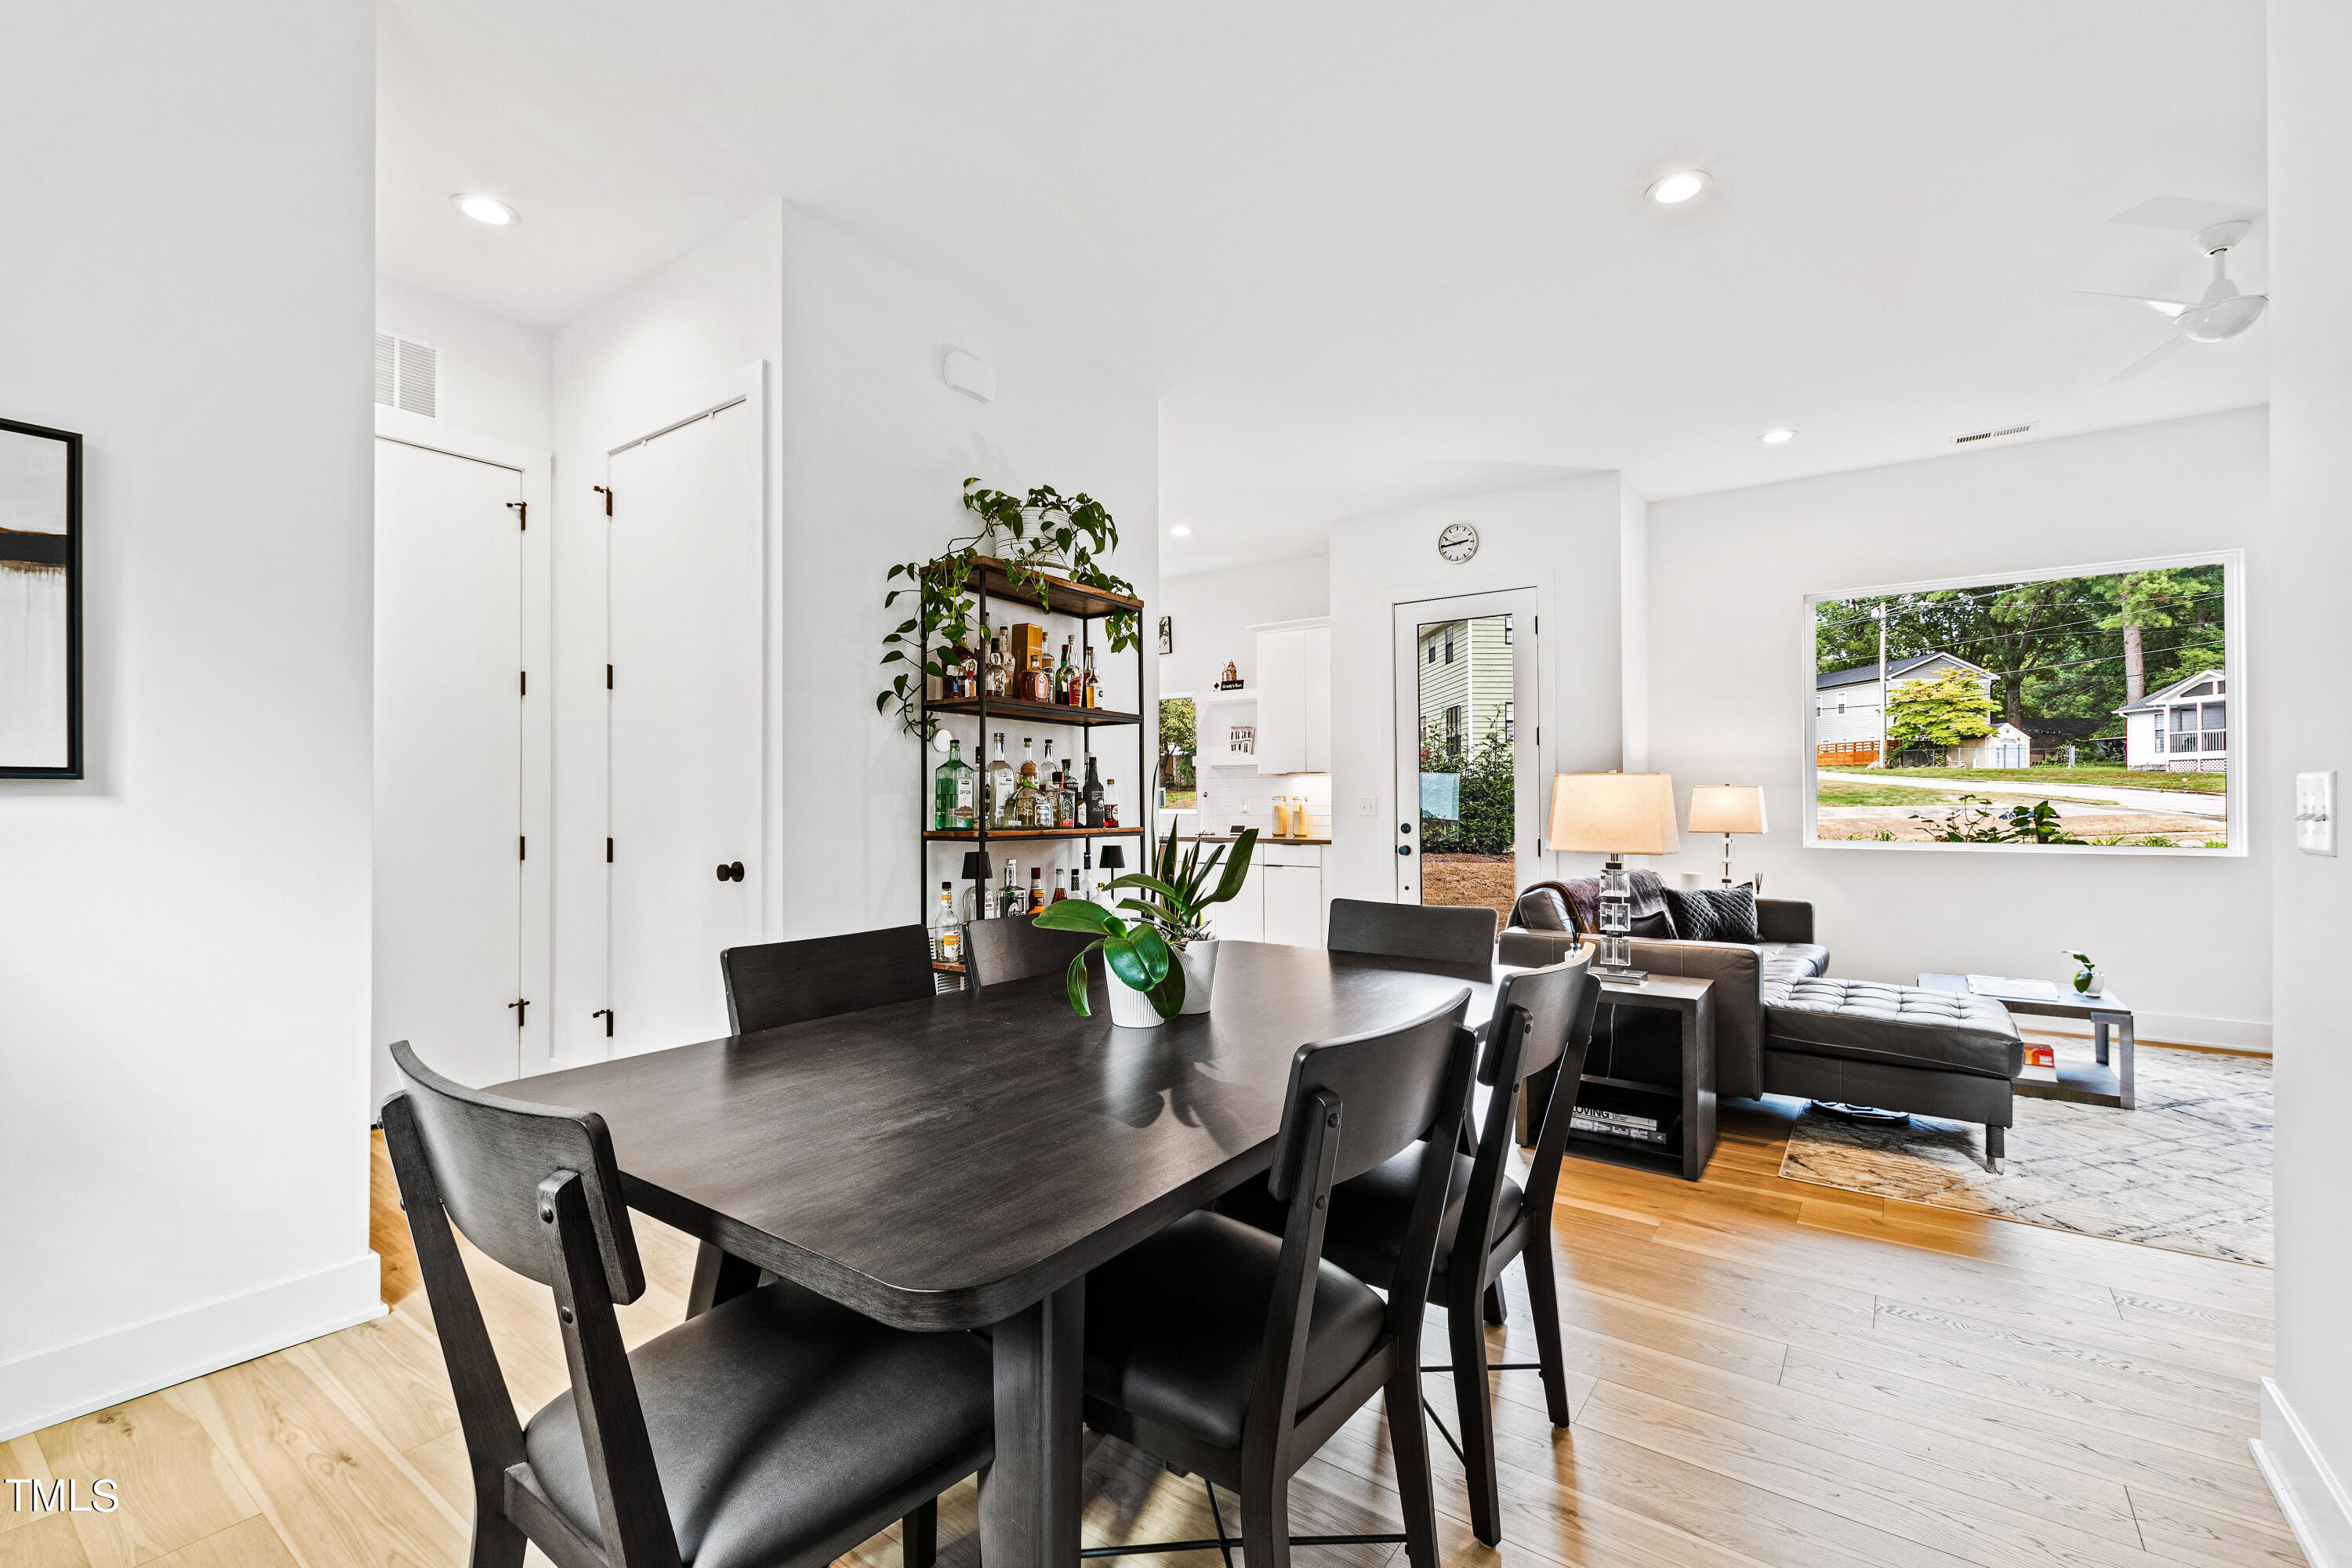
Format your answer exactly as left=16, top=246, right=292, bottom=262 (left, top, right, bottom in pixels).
left=491, top=939, right=1512, bottom=1568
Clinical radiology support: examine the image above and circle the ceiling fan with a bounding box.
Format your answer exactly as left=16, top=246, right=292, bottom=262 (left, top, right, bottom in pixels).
left=2076, top=218, right=2267, bottom=383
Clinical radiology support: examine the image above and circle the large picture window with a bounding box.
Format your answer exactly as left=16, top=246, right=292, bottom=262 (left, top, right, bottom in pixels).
left=1804, top=553, right=2239, bottom=854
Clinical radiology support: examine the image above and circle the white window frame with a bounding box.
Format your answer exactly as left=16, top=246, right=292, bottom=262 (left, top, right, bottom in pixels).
left=1801, top=549, right=2243, bottom=857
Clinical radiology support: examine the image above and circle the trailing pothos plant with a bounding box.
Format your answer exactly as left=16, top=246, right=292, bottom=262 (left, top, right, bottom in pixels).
left=877, top=477, right=1143, bottom=736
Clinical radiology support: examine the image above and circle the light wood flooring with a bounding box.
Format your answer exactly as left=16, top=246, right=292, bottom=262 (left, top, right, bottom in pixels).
left=2, top=1096, right=2297, bottom=1568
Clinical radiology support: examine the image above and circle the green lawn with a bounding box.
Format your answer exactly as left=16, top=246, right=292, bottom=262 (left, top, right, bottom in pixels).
left=1847, top=765, right=2227, bottom=795
left=1817, top=779, right=2046, bottom=809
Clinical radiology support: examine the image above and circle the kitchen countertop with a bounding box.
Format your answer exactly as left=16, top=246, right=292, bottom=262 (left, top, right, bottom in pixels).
left=1187, top=833, right=1330, bottom=844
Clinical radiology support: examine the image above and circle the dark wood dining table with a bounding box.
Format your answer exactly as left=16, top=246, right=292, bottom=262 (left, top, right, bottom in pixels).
left=492, top=940, right=1508, bottom=1568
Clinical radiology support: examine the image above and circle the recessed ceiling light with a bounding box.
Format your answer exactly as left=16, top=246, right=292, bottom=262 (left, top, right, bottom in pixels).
left=451, top=193, right=519, bottom=227
left=1646, top=170, right=1712, bottom=205
left=1759, top=428, right=1798, bottom=445
left=1170, top=524, right=1192, bottom=536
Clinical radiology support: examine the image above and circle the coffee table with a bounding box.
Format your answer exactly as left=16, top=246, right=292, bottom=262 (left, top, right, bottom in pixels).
left=1918, top=972, right=2135, bottom=1110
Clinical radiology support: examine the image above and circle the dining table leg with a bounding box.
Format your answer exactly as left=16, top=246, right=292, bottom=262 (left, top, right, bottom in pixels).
left=980, top=1278, right=1085, bottom=1568
left=684, top=1240, right=763, bottom=1319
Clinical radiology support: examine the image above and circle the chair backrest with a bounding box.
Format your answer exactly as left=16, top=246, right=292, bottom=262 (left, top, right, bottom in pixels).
left=1463, top=951, right=1599, bottom=1258
left=1249, top=990, right=1479, bottom=1449
left=381, top=1039, right=681, bottom=1567
left=1327, top=897, right=1495, bottom=966
left=720, top=924, right=935, bottom=1034
left=964, top=912, right=1100, bottom=987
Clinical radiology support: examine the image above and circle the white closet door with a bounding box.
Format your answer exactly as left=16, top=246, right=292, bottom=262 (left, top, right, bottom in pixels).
left=607, top=399, right=762, bottom=1054
left=374, top=438, right=524, bottom=1088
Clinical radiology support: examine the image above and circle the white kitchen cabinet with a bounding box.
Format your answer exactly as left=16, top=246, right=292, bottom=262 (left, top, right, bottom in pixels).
left=1251, top=619, right=1330, bottom=775
left=1208, top=859, right=1265, bottom=942
left=1261, top=862, right=1323, bottom=946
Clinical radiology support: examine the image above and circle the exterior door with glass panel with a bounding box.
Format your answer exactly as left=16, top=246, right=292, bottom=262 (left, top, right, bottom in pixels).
left=1392, top=590, right=1539, bottom=924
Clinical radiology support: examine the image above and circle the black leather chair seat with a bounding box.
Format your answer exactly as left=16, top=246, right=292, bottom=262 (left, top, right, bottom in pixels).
left=1084, top=1210, right=1386, bottom=1450
left=1766, top=978, right=2022, bottom=1080
left=1221, top=1142, right=1519, bottom=1293
left=524, top=1281, right=993, bottom=1568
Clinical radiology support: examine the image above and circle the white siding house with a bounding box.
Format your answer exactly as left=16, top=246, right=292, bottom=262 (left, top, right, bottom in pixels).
left=1814, top=652, right=1999, bottom=766
left=2118, top=668, right=2228, bottom=771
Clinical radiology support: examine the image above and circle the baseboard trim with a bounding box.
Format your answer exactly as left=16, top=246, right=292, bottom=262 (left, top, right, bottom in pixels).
left=0, top=1254, right=385, bottom=1441
left=2253, top=1377, right=2352, bottom=1567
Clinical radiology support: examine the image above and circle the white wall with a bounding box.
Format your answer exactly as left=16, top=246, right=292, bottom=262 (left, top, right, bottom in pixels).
left=1646, top=408, right=2270, bottom=1049
left=774, top=204, right=1160, bottom=931
left=375, top=276, right=554, bottom=450
left=1327, top=474, right=1635, bottom=907
left=0, top=2, right=379, bottom=1436
left=1157, top=554, right=1328, bottom=697
left=2257, top=2, right=2352, bottom=1556
left=550, top=202, right=786, bottom=1069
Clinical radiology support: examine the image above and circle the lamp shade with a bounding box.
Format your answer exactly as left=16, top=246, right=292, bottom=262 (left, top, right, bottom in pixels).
left=960, top=851, right=989, bottom=880
left=1098, top=845, right=1127, bottom=869
left=1548, top=773, right=1679, bottom=855
left=1687, top=784, right=1767, bottom=837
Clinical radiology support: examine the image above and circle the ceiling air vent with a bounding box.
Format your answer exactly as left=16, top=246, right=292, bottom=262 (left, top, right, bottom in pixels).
left=373, top=331, right=438, bottom=418
left=1951, top=422, right=2034, bottom=446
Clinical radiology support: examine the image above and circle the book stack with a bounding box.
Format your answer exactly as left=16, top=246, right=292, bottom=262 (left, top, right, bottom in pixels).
left=1570, top=1105, right=1670, bottom=1145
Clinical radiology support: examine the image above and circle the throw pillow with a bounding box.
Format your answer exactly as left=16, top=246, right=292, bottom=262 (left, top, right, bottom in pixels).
left=1516, top=887, right=1573, bottom=931
left=1629, top=910, right=1677, bottom=939
left=1660, top=885, right=1760, bottom=945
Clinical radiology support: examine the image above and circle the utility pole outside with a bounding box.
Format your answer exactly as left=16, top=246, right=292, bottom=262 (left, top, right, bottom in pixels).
left=1873, top=603, right=1889, bottom=768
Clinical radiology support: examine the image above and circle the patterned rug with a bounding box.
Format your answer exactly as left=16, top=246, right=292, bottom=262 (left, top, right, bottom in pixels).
left=1777, top=1044, right=2272, bottom=1265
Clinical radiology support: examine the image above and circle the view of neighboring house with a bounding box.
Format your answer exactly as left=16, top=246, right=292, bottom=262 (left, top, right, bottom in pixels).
left=1417, top=614, right=1515, bottom=754
left=2118, top=667, right=2229, bottom=771
left=2016, top=715, right=2110, bottom=764
left=1813, top=651, right=2002, bottom=766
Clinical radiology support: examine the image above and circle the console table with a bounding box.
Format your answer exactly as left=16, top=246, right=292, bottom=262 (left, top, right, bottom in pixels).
left=1918, top=972, right=2136, bottom=1110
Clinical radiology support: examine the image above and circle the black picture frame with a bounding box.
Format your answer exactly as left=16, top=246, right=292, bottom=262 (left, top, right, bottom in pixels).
left=0, top=417, right=83, bottom=779
left=1157, top=615, right=1171, bottom=655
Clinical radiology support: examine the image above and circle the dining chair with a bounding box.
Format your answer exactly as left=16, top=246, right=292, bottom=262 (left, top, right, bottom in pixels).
left=1080, top=990, right=1479, bottom=1568
left=1327, top=896, right=1497, bottom=967
left=963, top=911, right=1098, bottom=987
left=720, top=924, right=935, bottom=1034
left=1225, top=951, right=1598, bottom=1545
left=379, top=1039, right=992, bottom=1568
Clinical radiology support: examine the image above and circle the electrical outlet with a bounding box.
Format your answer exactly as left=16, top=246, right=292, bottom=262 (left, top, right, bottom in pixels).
left=1358, top=795, right=1377, bottom=816
left=2296, top=771, right=2337, bottom=855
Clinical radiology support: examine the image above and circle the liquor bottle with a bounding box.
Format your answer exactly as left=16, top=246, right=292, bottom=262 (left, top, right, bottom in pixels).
left=985, top=633, right=1010, bottom=699
left=998, top=857, right=1019, bottom=918
left=1026, top=652, right=1051, bottom=704
left=1103, top=779, right=1120, bottom=829
left=957, top=644, right=979, bottom=699
left=933, top=736, right=975, bottom=829
left=1009, top=738, right=1050, bottom=827
left=1058, top=763, right=1078, bottom=828
left=1050, top=868, right=1068, bottom=904
left=932, top=882, right=963, bottom=964
left=1081, top=843, right=1095, bottom=902
left=1027, top=866, right=1044, bottom=914
left=1082, top=753, right=1105, bottom=829
left=1054, top=639, right=1075, bottom=705
left=1081, top=648, right=1098, bottom=709
left=984, top=731, right=1014, bottom=826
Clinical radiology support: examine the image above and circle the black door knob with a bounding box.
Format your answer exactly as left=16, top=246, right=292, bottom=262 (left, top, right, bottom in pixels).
left=1396, top=844, right=1412, bottom=856
left=717, top=861, right=744, bottom=882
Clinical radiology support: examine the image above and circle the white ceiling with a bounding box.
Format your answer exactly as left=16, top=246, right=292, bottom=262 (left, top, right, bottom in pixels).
left=380, top=1, right=2268, bottom=575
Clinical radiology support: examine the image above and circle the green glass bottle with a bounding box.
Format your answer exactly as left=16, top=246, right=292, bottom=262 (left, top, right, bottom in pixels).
left=933, top=736, right=975, bottom=829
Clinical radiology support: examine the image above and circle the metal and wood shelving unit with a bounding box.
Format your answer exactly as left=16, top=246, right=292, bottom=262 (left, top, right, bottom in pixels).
left=919, top=558, right=1149, bottom=979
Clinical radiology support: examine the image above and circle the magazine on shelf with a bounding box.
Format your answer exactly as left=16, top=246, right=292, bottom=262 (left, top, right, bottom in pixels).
left=1577, top=1106, right=1660, bottom=1131
left=1965, top=974, right=2060, bottom=1003
left=1570, top=1114, right=1670, bottom=1145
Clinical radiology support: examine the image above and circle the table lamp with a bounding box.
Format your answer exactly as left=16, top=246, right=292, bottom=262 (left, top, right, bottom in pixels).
left=1686, top=785, right=1767, bottom=891
left=1548, top=772, right=1679, bottom=980
left=960, top=850, right=989, bottom=923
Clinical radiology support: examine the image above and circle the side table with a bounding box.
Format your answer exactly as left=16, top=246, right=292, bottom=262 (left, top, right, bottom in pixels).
left=1563, top=975, right=1717, bottom=1181
left=1917, top=972, right=2136, bottom=1110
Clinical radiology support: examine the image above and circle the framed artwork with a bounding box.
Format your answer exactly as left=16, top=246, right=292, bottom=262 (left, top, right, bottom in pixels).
left=0, top=418, right=82, bottom=779
left=1157, top=615, right=1171, bottom=655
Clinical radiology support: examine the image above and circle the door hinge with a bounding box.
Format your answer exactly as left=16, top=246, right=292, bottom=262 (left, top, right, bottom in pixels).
left=519, top=836, right=526, bottom=861
left=606, top=837, right=615, bottom=862
left=509, top=998, right=530, bottom=1027
left=519, top=670, right=527, bottom=697
left=507, top=500, right=527, bottom=531
left=591, top=1008, right=613, bottom=1038
left=606, top=664, right=614, bottom=690
left=593, top=485, right=613, bottom=516
left=1534, top=615, right=1539, bottom=634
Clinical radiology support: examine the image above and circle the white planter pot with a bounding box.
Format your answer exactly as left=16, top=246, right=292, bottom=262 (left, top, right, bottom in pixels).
left=1105, top=975, right=1165, bottom=1028
left=2071, top=970, right=2102, bottom=997
left=1177, top=938, right=1220, bottom=1014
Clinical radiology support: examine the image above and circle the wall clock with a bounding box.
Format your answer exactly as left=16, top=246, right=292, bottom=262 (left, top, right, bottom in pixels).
left=1437, top=521, right=1479, bottom=564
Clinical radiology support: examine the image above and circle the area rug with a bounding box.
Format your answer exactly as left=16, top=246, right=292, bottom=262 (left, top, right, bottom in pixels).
left=1777, top=1044, right=2272, bottom=1265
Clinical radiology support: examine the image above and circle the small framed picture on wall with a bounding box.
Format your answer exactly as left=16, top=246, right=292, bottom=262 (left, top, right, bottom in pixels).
left=0, top=417, right=82, bottom=779
left=1157, top=615, right=1172, bottom=655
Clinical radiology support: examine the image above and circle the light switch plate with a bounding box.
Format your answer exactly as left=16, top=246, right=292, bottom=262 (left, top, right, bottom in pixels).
left=2296, top=770, right=2336, bottom=856
left=1358, top=795, right=1377, bottom=816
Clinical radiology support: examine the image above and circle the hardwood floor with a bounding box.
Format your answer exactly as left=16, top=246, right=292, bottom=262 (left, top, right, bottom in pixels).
left=2, top=1098, right=2296, bottom=1568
